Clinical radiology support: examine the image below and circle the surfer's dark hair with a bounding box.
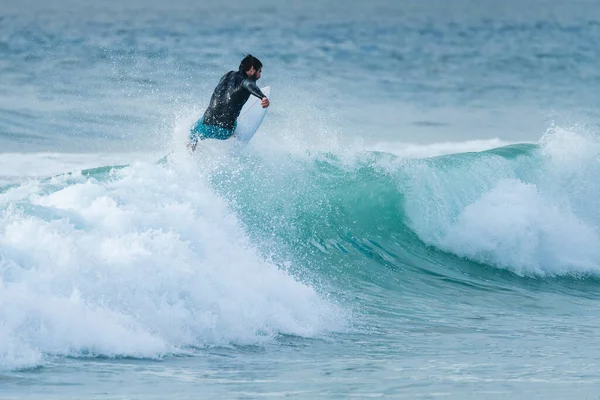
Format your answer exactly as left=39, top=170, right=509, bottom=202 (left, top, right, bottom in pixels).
left=239, top=54, right=263, bottom=72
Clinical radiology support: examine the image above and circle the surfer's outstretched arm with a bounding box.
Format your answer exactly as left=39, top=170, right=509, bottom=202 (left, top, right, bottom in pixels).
left=243, top=79, right=267, bottom=100
left=243, top=80, right=270, bottom=108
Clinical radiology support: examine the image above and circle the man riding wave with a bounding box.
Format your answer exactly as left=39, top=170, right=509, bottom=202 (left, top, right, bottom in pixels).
left=188, top=54, right=270, bottom=150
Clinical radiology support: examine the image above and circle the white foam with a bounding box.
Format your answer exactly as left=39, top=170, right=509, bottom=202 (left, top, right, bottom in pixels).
left=403, top=127, right=600, bottom=277
left=439, top=179, right=600, bottom=276
left=0, top=156, right=344, bottom=371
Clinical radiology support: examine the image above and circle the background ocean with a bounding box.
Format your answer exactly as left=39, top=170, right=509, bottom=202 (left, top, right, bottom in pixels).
left=2, top=0, right=600, bottom=398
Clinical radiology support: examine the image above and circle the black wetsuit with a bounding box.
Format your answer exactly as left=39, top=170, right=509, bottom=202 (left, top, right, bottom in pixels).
left=202, top=70, right=266, bottom=131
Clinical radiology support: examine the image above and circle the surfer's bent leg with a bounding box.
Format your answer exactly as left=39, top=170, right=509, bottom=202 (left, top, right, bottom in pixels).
left=188, top=117, right=236, bottom=149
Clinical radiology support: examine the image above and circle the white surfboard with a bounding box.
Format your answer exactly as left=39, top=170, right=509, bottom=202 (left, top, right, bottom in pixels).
left=234, top=86, right=271, bottom=143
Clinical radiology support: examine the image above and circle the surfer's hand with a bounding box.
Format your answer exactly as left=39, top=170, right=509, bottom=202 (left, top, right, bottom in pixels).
left=261, top=97, right=270, bottom=108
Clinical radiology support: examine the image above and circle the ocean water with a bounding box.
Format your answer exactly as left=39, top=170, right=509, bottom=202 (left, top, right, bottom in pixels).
left=2, top=0, right=600, bottom=398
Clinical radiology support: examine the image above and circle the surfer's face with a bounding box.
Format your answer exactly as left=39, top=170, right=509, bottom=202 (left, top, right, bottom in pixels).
left=247, top=66, right=262, bottom=81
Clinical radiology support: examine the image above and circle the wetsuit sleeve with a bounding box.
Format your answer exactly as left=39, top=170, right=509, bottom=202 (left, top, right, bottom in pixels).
left=242, top=79, right=267, bottom=99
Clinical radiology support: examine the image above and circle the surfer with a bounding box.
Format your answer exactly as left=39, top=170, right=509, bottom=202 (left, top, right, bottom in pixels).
left=188, top=54, right=270, bottom=150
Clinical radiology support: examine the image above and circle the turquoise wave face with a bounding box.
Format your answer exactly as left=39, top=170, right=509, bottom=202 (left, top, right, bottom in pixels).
left=204, top=137, right=600, bottom=282
left=4, top=133, right=598, bottom=294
